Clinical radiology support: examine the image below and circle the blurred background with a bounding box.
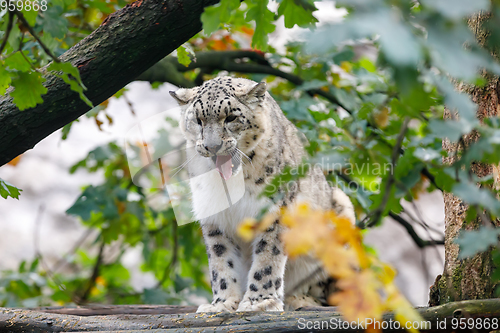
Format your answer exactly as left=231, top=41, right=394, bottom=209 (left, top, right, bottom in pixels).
left=0, top=1, right=447, bottom=308
left=0, top=79, right=445, bottom=307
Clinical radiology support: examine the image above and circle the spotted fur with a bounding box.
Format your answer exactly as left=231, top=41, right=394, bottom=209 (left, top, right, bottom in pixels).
left=170, top=76, right=355, bottom=312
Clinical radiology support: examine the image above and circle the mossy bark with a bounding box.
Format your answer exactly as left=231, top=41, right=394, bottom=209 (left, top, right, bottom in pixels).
left=0, top=0, right=220, bottom=166
left=430, top=13, right=500, bottom=306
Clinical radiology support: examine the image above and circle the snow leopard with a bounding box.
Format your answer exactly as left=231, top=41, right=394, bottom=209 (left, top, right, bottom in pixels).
left=170, top=76, right=355, bottom=312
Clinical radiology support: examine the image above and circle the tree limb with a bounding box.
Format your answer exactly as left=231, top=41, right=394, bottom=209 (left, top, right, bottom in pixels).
left=79, top=241, right=105, bottom=303
left=388, top=212, right=445, bottom=248
left=0, top=0, right=221, bottom=166
left=364, top=117, right=410, bottom=228
left=136, top=51, right=349, bottom=111
left=3, top=299, right=500, bottom=332
left=334, top=170, right=445, bottom=248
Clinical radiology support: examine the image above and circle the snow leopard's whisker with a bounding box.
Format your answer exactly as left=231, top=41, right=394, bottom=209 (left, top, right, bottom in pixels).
left=232, top=149, right=247, bottom=168
left=170, top=152, right=197, bottom=179
left=236, top=148, right=252, bottom=166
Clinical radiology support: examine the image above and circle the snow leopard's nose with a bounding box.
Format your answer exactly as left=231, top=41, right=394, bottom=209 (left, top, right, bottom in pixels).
left=205, top=143, right=222, bottom=154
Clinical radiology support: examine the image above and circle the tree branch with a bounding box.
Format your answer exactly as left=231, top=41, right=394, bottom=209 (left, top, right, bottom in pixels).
left=136, top=51, right=350, bottom=111
left=14, top=10, right=60, bottom=63
left=334, top=170, right=444, bottom=248
left=79, top=241, right=105, bottom=303
left=364, top=117, right=410, bottom=228
left=388, top=212, right=445, bottom=248
left=3, top=299, right=500, bottom=332
left=0, top=12, right=14, bottom=56
left=0, top=0, right=221, bottom=166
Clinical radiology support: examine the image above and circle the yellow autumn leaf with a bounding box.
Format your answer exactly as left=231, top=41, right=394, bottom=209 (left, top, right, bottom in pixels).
left=329, top=270, right=384, bottom=323
left=238, top=218, right=258, bottom=242
left=317, top=241, right=357, bottom=279
left=374, top=107, right=390, bottom=128
left=340, top=61, right=353, bottom=72
left=385, top=284, right=427, bottom=333
left=282, top=220, right=326, bottom=256
left=238, top=212, right=278, bottom=242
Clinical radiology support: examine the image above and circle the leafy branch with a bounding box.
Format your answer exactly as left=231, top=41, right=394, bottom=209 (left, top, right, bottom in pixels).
left=363, top=117, right=410, bottom=228
left=136, top=50, right=349, bottom=112
left=334, top=170, right=445, bottom=248
left=79, top=240, right=105, bottom=303
left=12, top=10, right=60, bottom=63
left=0, top=12, right=14, bottom=56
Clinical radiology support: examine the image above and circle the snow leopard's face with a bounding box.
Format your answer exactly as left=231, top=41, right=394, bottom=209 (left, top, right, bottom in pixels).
left=170, top=77, right=267, bottom=180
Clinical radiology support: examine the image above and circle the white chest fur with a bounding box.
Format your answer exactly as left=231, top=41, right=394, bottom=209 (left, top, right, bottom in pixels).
left=189, top=163, right=267, bottom=236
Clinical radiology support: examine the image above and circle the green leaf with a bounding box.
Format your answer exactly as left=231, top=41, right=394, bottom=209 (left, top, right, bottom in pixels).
left=307, top=8, right=421, bottom=66
left=0, top=178, right=22, bottom=200
left=61, top=120, right=79, bottom=140
left=413, top=148, right=441, bottom=162
left=246, top=0, right=276, bottom=51
left=455, top=226, right=500, bottom=259
left=21, top=8, right=38, bottom=26
left=176, top=45, right=192, bottom=67
left=0, top=62, right=12, bottom=95
left=48, top=61, right=93, bottom=108
left=5, top=52, right=32, bottom=72
left=40, top=5, right=68, bottom=39
left=277, top=0, right=318, bottom=28
left=10, top=71, right=48, bottom=111
left=427, top=23, right=500, bottom=80
left=279, top=97, right=315, bottom=122
left=420, top=0, right=489, bottom=20
left=453, top=182, right=500, bottom=215
left=428, top=118, right=477, bottom=142
left=201, top=0, right=241, bottom=35
left=434, top=75, right=477, bottom=122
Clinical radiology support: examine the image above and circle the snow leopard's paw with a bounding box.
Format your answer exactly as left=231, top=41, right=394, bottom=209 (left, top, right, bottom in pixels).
left=196, top=297, right=240, bottom=313
left=237, top=295, right=284, bottom=311
left=285, top=294, right=322, bottom=311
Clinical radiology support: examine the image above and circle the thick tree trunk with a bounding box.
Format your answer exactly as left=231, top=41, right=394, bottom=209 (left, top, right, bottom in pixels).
left=431, top=14, right=500, bottom=305
left=0, top=0, right=220, bottom=166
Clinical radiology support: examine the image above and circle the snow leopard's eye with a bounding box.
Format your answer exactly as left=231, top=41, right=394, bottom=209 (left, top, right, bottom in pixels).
left=225, top=115, right=237, bottom=123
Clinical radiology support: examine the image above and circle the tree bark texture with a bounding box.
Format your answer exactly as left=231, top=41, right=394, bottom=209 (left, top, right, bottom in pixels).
left=2, top=300, right=500, bottom=332
left=432, top=14, right=500, bottom=305
left=0, top=0, right=220, bottom=166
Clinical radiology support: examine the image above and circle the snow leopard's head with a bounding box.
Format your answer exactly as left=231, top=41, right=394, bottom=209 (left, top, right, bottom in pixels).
left=170, top=77, right=268, bottom=180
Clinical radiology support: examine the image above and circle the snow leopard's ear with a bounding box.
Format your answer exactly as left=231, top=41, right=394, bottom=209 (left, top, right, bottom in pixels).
left=169, top=87, right=198, bottom=106
left=242, top=82, right=266, bottom=107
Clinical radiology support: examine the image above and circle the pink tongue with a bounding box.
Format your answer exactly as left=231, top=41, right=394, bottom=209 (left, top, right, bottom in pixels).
left=216, top=155, right=233, bottom=180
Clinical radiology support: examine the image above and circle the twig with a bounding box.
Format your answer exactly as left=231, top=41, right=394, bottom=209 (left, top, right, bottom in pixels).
left=137, top=51, right=350, bottom=112
left=335, top=170, right=444, bottom=248
left=0, top=11, right=14, bottom=56
left=156, top=219, right=178, bottom=288
left=52, top=228, right=95, bottom=273
left=365, top=117, right=410, bottom=228
left=33, top=204, right=80, bottom=304
left=79, top=240, right=105, bottom=303
left=13, top=10, right=60, bottom=63
left=388, top=212, right=444, bottom=248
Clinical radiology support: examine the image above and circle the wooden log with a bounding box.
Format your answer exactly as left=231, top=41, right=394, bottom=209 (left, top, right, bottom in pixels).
left=35, top=305, right=198, bottom=316
left=2, top=300, right=500, bottom=332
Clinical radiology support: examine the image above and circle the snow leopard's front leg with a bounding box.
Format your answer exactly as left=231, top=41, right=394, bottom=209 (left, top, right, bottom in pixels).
left=237, top=220, right=287, bottom=311
left=197, top=224, right=243, bottom=313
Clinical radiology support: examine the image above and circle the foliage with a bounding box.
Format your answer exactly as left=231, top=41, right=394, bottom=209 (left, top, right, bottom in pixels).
left=2, top=0, right=500, bottom=320
left=1, top=142, right=210, bottom=307
left=0, top=0, right=132, bottom=110
left=195, top=0, right=500, bottom=257
left=240, top=204, right=426, bottom=331
left=0, top=177, right=21, bottom=199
